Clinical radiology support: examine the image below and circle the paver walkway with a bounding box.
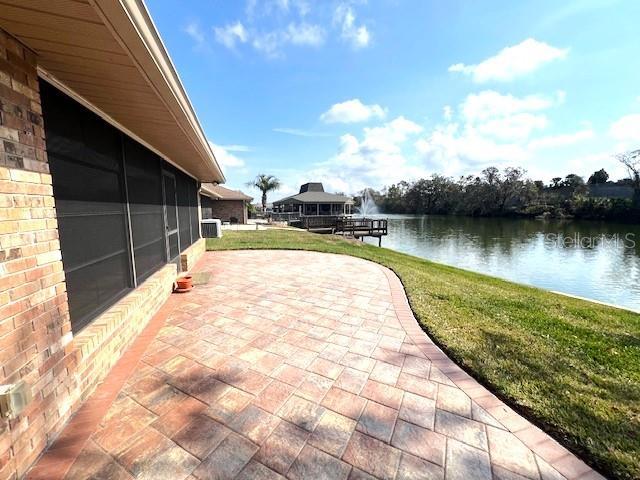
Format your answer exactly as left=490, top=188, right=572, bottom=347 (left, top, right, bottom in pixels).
left=28, top=250, right=603, bottom=480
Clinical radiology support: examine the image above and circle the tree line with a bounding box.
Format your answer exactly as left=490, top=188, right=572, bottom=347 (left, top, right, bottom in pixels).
left=360, top=151, right=640, bottom=222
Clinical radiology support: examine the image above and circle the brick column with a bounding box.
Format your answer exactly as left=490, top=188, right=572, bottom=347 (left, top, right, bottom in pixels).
left=0, top=29, right=72, bottom=479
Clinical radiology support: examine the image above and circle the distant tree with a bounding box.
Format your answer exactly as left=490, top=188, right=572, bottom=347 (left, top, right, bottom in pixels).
left=496, top=167, right=527, bottom=212
left=482, top=166, right=500, bottom=186
left=616, top=149, right=640, bottom=207
left=383, top=181, right=410, bottom=213
left=563, top=174, right=585, bottom=188
left=246, top=174, right=281, bottom=212
left=588, top=169, right=609, bottom=184
left=364, top=163, right=637, bottom=220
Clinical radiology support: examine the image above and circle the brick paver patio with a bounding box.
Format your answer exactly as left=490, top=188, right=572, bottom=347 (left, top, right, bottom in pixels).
left=28, top=250, right=603, bottom=480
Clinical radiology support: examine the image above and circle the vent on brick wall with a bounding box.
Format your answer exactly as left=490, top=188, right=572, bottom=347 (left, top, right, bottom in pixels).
left=0, top=381, right=32, bottom=419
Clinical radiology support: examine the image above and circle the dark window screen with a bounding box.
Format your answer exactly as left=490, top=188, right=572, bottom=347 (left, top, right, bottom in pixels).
left=189, top=181, right=200, bottom=241
left=162, top=172, right=180, bottom=261
left=41, top=80, right=203, bottom=333
left=41, top=82, right=132, bottom=332
left=175, top=169, right=196, bottom=249
left=124, top=138, right=166, bottom=283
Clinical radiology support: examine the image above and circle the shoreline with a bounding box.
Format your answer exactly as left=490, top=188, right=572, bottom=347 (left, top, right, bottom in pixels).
left=361, top=217, right=640, bottom=314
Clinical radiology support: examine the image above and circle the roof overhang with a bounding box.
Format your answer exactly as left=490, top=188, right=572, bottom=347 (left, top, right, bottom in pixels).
left=0, top=0, right=225, bottom=183
left=274, top=195, right=355, bottom=205
left=200, top=183, right=253, bottom=201
left=273, top=198, right=302, bottom=205
left=200, top=184, right=223, bottom=200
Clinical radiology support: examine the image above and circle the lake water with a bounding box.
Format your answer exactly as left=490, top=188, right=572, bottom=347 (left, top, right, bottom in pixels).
left=364, top=214, right=640, bottom=312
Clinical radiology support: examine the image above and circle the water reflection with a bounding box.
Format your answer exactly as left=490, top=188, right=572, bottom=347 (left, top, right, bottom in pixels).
left=365, top=215, right=640, bottom=311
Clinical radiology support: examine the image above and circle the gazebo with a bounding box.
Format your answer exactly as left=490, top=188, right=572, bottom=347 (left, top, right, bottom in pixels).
left=273, top=183, right=354, bottom=216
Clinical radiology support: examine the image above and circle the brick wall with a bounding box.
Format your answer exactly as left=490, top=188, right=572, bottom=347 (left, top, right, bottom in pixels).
left=180, top=237, right=205, bottom=272
left=207, top=199, right=248, bottom=224
left=0, top=29, right=180, bottom=480
left=0, top=29, right=70, bottom=480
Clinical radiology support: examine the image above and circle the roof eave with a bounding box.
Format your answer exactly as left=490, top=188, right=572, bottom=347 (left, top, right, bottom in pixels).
left=90, top=0, right=225, bottom=183
left=200, top=185, right=223, bottom=199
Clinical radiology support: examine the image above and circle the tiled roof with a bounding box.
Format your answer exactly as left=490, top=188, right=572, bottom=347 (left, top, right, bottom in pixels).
left=201, top=184, right=253, bottom=201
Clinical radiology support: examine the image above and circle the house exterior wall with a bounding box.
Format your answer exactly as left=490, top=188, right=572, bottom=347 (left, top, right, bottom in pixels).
left=202, top=197, right=248, bottom=224
left=180, top=237, right=205, bottom=272
left=0, top=30, right=71, bottom=479
left=0, top=30, right=203, bottom=480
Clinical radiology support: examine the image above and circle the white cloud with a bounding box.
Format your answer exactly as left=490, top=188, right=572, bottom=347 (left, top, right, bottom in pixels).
left=415, top=123, right=529, bottom=176
left=277, top=90, right=629, bottom=189
left=305, top=116, right=425, bottom=193
left=247, top=0, right=311, bottom=18
left=460, top=90, right=561, bottom=122
left=528, top=128, right=594, bottom=150
left=247, top=22, right=326, bottom=57
left=185, top=22, right=206, bottom=46
left=320, top=99, right=386, bottom=124
left=564, top=151, right=628, bottom=181
left=475, top=113, right=548, bottom=140
left=609, top=113, right=640, bottom=143
left=214, top=22, right=248, bottom=49
left=609, top=113, right=640, bottom=154
left=334, top=4, right=370, bottom=49
left=209, top=2, right=367, bottom=57
left=209, top=141, right=246, bottom=170
left=276, top=0, right=311, bottom=16
left=457, top=90, right=563, bottom=142
left=220, top=144, right=253, bottom=152
left=286, top=23, right=325, bottom=46
left=414, top=90, right=568, bottom=176
left=273, top=128, right=333, bottom=137
left=449, top=38, right=569, bottom=82
left=443, top=105, right=453, bottom=121
left=252, top=31, right=282, bottom=57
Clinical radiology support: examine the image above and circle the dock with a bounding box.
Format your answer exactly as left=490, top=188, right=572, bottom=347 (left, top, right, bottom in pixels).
left=289, top=216, right=388, bottom=246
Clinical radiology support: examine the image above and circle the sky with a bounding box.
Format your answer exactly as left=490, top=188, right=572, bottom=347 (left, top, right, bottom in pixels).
left=146, top=0, right=640, bottom=199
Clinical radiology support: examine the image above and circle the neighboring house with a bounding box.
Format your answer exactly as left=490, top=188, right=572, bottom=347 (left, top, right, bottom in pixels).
left=273, top=182, right=355, bottom=215
left=0, top=3, right=225, bottom=477
left=200, top=184, right=253, bottom=224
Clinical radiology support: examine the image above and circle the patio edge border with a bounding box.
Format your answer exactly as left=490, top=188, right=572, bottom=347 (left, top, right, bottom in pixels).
left=379, top=264, right=605, bottom=480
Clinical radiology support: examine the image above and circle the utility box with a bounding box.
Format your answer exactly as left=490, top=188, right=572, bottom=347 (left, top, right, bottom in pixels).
left=0, top=381, right=32, bottom=419
left=201, top=218, right=222, bottom=238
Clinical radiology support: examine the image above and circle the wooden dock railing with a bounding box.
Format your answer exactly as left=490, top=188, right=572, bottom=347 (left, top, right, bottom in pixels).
left=335, top=218, right=388, bottom=236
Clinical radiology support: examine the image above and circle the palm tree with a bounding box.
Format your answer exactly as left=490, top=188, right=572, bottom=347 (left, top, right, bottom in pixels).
left=247, top=174, right=281, bottom=212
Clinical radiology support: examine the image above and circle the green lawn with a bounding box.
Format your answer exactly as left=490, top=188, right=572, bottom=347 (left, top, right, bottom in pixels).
left=206, top=229, right=640, bottom=480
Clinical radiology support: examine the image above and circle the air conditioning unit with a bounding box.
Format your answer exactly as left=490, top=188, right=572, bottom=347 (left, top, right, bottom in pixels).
left=201, top=218, right=222, bottom=238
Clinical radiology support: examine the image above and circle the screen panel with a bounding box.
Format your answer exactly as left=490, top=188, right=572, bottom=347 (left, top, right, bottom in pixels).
left=41, top=81, right=132, bottom=332
left=41, top=80, right=204, bottom=333
left=175, top=169, right=195, bottom=249
left=162, top=172, right=180, bottom=261
left=124, top=138, right=166, bottom=283
left=189, top=180, right=200, bottom=241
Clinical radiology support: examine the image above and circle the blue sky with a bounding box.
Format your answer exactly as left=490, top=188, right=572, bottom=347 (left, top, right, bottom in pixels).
left=146, top=0, right=640, bottom=199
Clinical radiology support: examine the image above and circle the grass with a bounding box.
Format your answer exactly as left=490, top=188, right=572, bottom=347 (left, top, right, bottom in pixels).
left=206, top=229, right=640, bottom=480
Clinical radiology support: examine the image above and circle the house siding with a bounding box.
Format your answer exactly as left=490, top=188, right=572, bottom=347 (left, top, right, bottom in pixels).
left=0, top=29, right=204, bottom=480
left=201, top=196, right=248, bottom=224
